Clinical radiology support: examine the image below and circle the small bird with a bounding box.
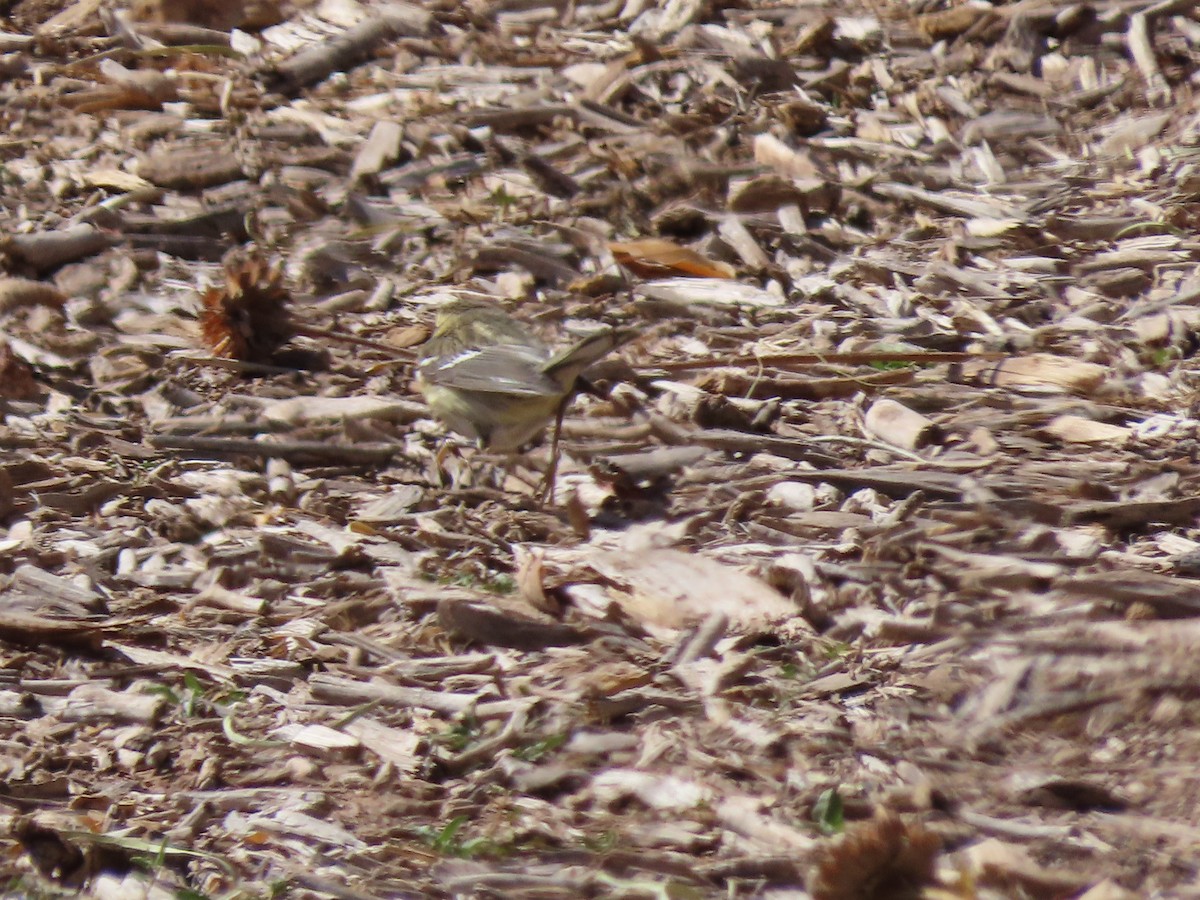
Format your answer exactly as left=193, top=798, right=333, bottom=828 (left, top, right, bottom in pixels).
left=416, top=297, right=630, bottom=455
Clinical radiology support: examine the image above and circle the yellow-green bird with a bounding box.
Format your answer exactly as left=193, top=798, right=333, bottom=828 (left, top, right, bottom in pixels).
left=416, top=298, right=631, bottom=452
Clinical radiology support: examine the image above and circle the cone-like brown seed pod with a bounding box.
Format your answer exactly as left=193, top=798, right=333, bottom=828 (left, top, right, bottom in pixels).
left=199, top=254, right=293, bottom=362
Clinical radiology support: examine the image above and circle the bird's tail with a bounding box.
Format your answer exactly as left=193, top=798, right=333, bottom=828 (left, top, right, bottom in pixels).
left=542, top=327, right=636, bottom=391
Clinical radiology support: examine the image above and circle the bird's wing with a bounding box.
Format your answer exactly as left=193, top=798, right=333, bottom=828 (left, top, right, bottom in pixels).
left=418, top=344, right=564, bottom=397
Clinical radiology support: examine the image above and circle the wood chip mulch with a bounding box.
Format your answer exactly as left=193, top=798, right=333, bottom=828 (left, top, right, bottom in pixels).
left=2, top=0, right=1200, bottom=896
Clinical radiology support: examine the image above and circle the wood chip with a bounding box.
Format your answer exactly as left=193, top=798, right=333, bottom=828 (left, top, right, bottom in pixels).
left=1042, top=415, right=1131, bottom=446
left=961, top=356, right=1108, bottom=393
left=863, top=398, right=940, bottom=449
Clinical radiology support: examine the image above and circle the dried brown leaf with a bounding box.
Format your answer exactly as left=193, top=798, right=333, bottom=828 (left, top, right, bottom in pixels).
left=0, top=341, right=39, bottom=400
left=129, top=0, right=283, bottom=30
left=917, top=3, right=993, bottom=41
left=138, top=145, right=246, bottom=190
left=12, top=815, right=89, bottom=885
left=591, top=548, right=798, bottom=631
left=514, top=546, right=558, bottom=616
left=385, top=324, right=430, bottom=350
left=610, top=239, right=736, bottom=280
left=437, top=597, right=587, bottom=650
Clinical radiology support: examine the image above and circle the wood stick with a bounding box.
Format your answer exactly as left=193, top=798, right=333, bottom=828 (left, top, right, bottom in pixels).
left=649, top=349, right=1005, bottom=373
left=537, top=397, right=569, bottom=505
left=264, top=4, right=434, bottom=94
left=3, top=225, right=111, bottom=272
left=147, top=434, right=398, bottom=464
left=291, top=323, right=415, bottom=360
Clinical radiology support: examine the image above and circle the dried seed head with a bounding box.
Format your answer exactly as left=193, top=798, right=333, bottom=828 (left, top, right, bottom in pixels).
left=809, top=812, right=941, bottom=900
left=198, top=254, right=293, bottom=362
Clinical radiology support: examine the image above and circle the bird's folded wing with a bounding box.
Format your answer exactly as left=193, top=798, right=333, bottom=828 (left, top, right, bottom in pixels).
left=418, top=344, right=563, bottom=397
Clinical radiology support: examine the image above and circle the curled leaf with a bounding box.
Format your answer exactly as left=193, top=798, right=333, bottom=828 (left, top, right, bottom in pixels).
left=610, top=238, right=736, bottom=280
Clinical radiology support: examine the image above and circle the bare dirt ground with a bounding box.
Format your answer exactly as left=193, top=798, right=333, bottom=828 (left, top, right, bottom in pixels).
left=2, top=0, right=1200, bottom=897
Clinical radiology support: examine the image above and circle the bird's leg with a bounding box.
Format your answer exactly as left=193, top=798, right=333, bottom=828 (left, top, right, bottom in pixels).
left=536, top=395, right=570, bottom=506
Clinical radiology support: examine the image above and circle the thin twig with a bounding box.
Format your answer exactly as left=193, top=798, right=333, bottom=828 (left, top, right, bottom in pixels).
left=292, top=323, right=416, bottom=360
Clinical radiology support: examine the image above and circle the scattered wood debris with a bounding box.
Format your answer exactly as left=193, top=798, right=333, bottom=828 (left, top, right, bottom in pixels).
left=1, top=0, right=1199, bottom=895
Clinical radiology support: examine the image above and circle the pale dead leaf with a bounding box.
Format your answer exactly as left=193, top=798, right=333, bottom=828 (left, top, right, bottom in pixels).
left=753, top=133, right=821, bottom=179
left=962, top=838, right=1090, bottom=896
left=963, top=355, right=1108, bottom=393
left=589, top=548, right=797, bottom=631
left=590, top=769, right=713, bottom=810
left=514, top=545, right=558, bottom=615
left=1043, top=415, right=1131, bottom=446
left=635, top=278, right=785, bottom=310
left=1076, top=879, right=1140, bottom=900
left=966, top=217, right=1027, bottom=237
left=386, top=323, right=429, bottom=347
left=83, top=169, right=158, bottom=194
